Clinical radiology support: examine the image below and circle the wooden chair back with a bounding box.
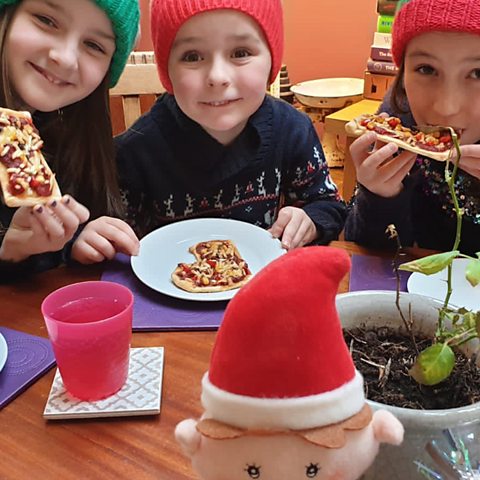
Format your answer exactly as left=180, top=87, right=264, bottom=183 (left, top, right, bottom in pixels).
left=109, top=52, right=165, bottom=134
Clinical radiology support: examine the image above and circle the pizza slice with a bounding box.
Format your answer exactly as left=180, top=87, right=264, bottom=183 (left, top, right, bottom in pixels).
left=171, top=239, right=252, bottom=293
left=189, top=239, right=243, bottom=262
left=0, top=107, right=61, bottom=207
left=345, top=113, right=455, bottom=162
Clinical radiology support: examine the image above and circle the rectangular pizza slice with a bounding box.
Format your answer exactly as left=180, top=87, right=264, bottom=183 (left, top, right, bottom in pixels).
left=0, top=107, right=61, bottom=207
left=345, top=113, right=456, bottom=162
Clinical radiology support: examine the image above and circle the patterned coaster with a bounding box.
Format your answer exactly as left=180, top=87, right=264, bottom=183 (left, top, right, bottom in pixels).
left=43, top=347, right=164, bottom=420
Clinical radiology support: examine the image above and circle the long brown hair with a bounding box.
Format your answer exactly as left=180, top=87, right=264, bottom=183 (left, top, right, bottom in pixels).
left=0, top=4, right=123, bottom=219
left=389, top=60, right=410, bottom=115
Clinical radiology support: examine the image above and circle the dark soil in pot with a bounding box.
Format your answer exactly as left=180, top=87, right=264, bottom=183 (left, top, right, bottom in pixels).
left=343, top=326, right=480, bottom=409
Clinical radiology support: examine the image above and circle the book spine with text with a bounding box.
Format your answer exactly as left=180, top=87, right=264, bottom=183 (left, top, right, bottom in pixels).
left=370, top=46, right=393, bottom=62
left=377, top=15, right=394, bottom=33
left=373, top=31, right=392, bottom=48
left=377, top=0, right=399, bottom=15
left=366, top=58, right=399, bottom=75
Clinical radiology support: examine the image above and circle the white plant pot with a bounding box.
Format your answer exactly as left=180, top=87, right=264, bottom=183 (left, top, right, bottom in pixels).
left=336, top=290, right=480, bottom=480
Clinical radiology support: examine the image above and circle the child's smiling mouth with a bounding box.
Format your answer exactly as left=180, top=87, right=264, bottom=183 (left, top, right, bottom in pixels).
left=29, top=63, right=72, bottom=87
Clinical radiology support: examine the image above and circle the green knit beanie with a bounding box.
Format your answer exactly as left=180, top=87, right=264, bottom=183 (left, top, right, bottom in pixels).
left=0, top=0, right=140, bottom=87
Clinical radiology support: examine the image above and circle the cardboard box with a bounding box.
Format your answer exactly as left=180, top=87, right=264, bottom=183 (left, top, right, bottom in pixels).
left=363, top=71, right=396, bottom=101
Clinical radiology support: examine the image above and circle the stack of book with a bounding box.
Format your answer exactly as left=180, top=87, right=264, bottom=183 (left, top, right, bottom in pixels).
left=363, top=0, right=399, bottom=101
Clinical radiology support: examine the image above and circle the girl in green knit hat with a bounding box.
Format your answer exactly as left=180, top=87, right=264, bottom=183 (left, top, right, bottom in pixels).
left=0, top=0, right=140, bottom=276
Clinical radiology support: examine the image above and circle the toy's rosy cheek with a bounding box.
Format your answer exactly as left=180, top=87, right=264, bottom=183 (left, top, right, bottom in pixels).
left=306, top=462, right=321, bottom=477
left=244, top=463, right=261, bottom=479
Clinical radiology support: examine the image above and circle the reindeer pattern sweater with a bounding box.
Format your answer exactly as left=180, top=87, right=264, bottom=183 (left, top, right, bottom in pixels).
left=116, top=94, right=346, bottom=242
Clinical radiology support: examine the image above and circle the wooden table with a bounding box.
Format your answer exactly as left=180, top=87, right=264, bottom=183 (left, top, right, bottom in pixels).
left=0, top=241, right=402, bottom=479
left=324, top=99, right=381, bottom=201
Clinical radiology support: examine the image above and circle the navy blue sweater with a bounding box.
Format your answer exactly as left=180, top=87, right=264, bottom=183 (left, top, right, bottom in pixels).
left=344, top=93, right=480, bottom=255
left=116, top=94, right=346, bottom=242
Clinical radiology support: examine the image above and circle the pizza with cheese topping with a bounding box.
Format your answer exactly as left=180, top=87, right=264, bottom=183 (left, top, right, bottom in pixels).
left=0, top=107, right=61, bottom=207
left=171, top=240, right=252, bottom=293
left=345, top=113, right=456, bottom=162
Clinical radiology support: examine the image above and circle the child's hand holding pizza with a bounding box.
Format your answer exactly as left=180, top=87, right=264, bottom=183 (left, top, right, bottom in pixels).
left=269, top=206, right=317, bottom=249
left=350, top=131, right=417, bottom=198
left=71, top=216, right=139, bottom=264
left=0, top=195, right=90, bottom=262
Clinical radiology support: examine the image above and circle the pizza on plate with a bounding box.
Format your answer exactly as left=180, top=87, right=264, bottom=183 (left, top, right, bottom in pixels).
left=171, top=239, right=252, bottom=293
left=345, top=113, right=456, bottom=162
left=0, top=107, right=61, bottom=207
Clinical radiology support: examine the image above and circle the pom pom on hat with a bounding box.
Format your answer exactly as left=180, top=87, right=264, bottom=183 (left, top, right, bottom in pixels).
left=150, top=0, right=284, bottom=93
left=0, top=0, right=140, bottom=87
left=201, top=246, right=366, bottom=431
left=392, top=0, right=480, bottom=66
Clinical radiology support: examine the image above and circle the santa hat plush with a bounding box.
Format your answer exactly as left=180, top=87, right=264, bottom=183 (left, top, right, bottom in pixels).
left=201, top=246, right=365, bottom=431
left=392, top=0, right=480, bottom=66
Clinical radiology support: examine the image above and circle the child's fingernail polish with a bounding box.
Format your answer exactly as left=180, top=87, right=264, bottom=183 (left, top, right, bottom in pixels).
left=62, top=195, right=70, bottom=204
left=36, top=206, right=43, bottom=214
left=50, top=201, right=57, bottom=207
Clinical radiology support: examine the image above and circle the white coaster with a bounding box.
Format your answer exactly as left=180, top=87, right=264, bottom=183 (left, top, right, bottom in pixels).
left=43, top=347, right=164, bottom=420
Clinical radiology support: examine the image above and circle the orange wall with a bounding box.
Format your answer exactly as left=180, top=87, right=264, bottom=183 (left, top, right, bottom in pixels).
left=283, top=0, right=378, bottom=84
left=136, top=0, right=378, bottom=84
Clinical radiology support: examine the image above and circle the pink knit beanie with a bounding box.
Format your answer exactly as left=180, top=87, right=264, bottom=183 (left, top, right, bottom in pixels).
left=392, top=0, right=480, bottom=66
left=150, top=0, right=284, bottom=93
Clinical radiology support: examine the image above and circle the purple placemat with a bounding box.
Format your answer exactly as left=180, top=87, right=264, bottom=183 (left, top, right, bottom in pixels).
left=101, top=254, right=226, bottom=331
left=0, top=327, right=55, bottom=410
left=349, top=254, right=412, bottom=292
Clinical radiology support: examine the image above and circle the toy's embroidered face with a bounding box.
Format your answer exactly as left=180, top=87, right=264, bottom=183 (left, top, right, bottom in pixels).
left=306, top=463, right=320, bottom=477
left=245, top=463, right=261, bottom=478
left=244, top=462, right=321, bottom=478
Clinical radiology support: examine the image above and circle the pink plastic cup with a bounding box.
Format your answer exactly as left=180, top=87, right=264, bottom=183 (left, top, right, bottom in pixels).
left=41, top=281, right=133, bottom=401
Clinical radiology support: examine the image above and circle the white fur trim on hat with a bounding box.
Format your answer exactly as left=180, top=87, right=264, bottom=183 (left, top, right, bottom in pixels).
left=201, top=370, right=365, bottom=431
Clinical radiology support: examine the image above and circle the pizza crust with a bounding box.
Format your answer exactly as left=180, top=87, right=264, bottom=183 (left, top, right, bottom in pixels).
left=0, top=108, right=62, bottom=207
left=171, top=267, right=251, bottom=293
left=345, top=116, right=453, bottom=162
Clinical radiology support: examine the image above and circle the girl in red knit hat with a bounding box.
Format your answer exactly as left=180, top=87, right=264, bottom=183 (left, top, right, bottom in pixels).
left=345, top=0, right=480, bottom=256
left=115, top=0, right=346, bottom=250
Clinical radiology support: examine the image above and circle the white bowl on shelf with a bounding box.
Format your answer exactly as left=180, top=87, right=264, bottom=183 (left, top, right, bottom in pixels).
left=290, top=77, right=364, bottom=109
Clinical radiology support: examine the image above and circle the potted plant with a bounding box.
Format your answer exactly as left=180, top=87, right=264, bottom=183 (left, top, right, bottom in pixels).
left=337, top=129, right=480, bottom=479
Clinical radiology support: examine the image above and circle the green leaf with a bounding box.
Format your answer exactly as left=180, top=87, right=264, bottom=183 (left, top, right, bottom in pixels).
left=409, top=343, right=455, bottom=385
left=399, top=251, right=459, bottom=275
left=466, top=259, right=480, bottom=287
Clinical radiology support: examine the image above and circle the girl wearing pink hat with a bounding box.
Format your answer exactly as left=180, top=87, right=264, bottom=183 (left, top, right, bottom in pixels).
left=115, top=0, right=346, bottom=249
left=345, top=0, right=480, bottom=255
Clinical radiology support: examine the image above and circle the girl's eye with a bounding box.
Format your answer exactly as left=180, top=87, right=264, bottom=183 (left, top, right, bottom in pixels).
left=306, top=463, right=320, bottom=478
left=34, top=14, right=56, bottom=28
left=233, top=48, right=251, bottom=59
left=415, top=64, right=436, bottom=76
left=245, top=464, right=261, bottom=479
left=468, top=68, right=480, bottom=80
left=181, top=51, right=202, bottom=62
left=85, top=41, right=106, bottom=54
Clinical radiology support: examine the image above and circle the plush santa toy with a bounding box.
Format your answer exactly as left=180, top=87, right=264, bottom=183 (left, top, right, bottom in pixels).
left=176, top=246, right=404, bottom=480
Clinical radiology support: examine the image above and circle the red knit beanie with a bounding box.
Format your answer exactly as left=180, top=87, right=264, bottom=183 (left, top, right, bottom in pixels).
left=150, top=0, right=284, bottom=93
left=392, top=0, right=480, bottom=66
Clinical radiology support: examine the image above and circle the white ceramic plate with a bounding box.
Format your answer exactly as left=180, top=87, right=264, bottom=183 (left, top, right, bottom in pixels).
left=0, top=332, right=8, bottom=372
left=131, top=218, right=285, bottom=301
left=407, top=258, right=480, bottom=311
